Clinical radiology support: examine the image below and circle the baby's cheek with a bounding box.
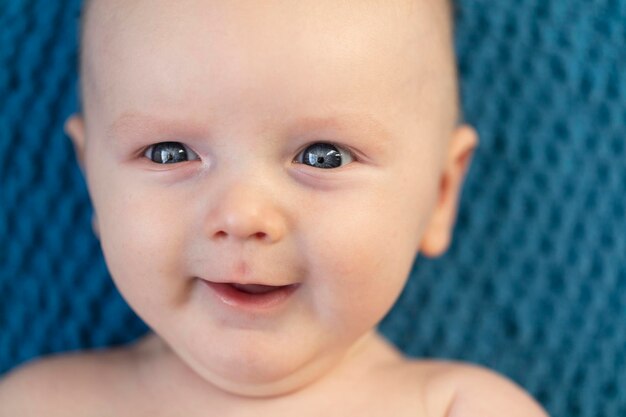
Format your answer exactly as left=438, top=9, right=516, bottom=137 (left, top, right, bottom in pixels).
left=97, top=186, right=189, bottom=304
left=308, top=195, right=419, bottom=326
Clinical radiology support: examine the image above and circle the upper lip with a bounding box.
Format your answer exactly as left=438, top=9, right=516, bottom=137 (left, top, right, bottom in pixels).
left=202, top=278, right=296, bottom=287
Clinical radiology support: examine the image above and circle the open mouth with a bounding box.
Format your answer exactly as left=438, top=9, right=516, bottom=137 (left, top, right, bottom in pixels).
left=229, top=283, right=288, bottom=294
left=202, top=280, right=300, bottom=310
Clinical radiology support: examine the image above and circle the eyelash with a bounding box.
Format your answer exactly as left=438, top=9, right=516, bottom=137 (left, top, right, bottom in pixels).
left=143, top=142, right=199, bottom=164
left=142, top=141, right=356, bottom=169
left=293, top=142, right=355, bottom=169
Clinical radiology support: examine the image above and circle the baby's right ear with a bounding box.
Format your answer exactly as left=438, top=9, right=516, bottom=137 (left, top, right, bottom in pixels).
left=64, top=114, right=86, bottom=173
left=63, top=114, right=100, bottom=240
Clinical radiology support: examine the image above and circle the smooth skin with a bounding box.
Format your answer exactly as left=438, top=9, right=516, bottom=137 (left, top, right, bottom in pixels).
left=0, top=1, right=548, bottom=415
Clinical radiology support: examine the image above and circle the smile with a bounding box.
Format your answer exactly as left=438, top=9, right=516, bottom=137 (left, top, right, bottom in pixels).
left=201, top=280, right=300, bottom=311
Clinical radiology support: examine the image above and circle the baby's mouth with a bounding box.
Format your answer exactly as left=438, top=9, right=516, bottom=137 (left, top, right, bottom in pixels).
left=229, top=283, right=286, bottom=294
left=202, top=280, right=301, bottom=311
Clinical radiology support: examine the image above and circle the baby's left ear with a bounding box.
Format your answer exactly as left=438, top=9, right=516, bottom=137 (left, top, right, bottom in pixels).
left=419, top=124, right=478, bottom=258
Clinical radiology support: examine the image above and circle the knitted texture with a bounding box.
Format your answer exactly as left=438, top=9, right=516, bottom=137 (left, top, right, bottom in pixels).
left=1, top=1, right=625, bottom=416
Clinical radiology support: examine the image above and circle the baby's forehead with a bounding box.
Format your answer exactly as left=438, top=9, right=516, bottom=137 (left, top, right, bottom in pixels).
left=81, top=0, right=453, bottom=76
left=80, top=0, right=457, bottom=131
left=82, top=0, right=451, bottom=33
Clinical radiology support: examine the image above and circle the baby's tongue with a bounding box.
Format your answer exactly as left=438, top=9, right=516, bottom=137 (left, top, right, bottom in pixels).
left=231, top=283, right=281, bottom=294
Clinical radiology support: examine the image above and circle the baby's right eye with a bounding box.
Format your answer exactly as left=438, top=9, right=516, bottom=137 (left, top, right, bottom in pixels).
left=144, top=142, right=199, bottom=164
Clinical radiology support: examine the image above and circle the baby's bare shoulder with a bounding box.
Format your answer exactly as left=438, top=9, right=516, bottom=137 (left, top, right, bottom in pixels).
left=0, top=347, right=135, bottom=417
left=413, top=360, right=549, bottom=417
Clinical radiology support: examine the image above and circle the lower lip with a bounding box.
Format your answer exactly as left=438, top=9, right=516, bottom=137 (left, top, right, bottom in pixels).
left=201, top=281, right=300, bottom=311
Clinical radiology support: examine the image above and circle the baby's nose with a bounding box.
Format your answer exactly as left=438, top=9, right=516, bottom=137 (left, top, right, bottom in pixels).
left=205, top=182, right=288, bottom=244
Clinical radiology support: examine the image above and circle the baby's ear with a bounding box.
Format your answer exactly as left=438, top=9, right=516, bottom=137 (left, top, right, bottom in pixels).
left=63, top=114, right=100, bottom=239
left=419, top=125, right=478, bottom=258
left=64, top=114, right=86, bottom=173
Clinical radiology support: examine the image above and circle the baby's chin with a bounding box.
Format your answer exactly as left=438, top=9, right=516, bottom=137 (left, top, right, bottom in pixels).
left=168, top=334, right=349, bottom=398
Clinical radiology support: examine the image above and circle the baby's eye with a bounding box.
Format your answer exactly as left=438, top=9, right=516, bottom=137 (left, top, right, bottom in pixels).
left=294, top=142, right=354, bottom=169
left=144, top=142, right=199, bottom=164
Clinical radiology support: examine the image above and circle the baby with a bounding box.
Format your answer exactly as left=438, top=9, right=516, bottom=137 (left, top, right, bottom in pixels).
left=1, top=0, right=549, bottom=416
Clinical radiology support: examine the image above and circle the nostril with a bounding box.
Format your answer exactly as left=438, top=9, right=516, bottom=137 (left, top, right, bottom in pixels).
left=213, top=231, right=267, bottom=240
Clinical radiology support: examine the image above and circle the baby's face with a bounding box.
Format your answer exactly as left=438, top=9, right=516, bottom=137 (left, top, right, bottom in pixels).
left=68, top=0, right=475, bottom=397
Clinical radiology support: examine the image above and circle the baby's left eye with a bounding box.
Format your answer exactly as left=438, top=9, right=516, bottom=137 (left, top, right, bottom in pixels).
left=294, top=142, right=354, bottom=169
left=144, top=142, right=199, bottom=164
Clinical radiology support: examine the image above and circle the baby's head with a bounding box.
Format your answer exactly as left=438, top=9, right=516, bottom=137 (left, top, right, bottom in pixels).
left=65, top=0, right=477, bottom=398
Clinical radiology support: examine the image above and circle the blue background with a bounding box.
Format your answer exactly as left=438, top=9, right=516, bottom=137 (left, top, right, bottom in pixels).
left=1, top=1, right=625, bottom=415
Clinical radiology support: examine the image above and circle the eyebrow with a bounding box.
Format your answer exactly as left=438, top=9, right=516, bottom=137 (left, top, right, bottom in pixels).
left=292, top=113, right=394, bottom=146
left=107, top=110, right=394, bottom=146
left=106, top=112, right=209, bottom=142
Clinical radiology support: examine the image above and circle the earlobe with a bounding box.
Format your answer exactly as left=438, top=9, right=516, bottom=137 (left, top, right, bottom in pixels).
left=64, top=114, right=86, bottom=172
left=419, top=124, right=479, bottom=258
